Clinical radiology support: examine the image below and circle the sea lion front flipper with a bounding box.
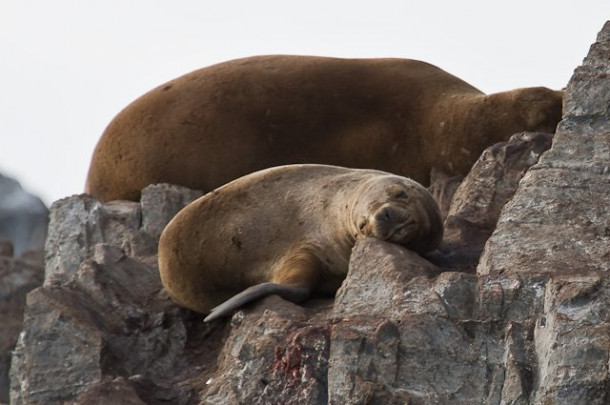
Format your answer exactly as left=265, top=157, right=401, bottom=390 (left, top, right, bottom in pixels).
left=203, top=283, right=310, bottom=322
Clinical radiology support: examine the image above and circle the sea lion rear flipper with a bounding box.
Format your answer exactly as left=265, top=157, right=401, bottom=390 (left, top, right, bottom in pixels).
left=204, top=282, right=310, bottom=322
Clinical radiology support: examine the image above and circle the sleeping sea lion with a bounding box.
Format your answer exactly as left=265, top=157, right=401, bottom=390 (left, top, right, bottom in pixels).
left=157, top=164, right=443, bottom=321
left=86, top=55, right=563, bottom=202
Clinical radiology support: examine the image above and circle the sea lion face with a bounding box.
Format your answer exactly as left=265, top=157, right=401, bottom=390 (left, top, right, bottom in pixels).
left=354, top=177, right=443, bottom=254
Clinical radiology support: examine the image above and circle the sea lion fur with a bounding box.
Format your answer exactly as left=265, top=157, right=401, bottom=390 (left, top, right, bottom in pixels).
left=157, top=164, right=443, bottom=321
left=86, top=55, right=563, bottom=202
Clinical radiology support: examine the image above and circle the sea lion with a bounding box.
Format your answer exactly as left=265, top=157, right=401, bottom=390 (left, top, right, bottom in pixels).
left=86, top=55, right=563, bottom=202
left=157, top=164, right=443, bottom=321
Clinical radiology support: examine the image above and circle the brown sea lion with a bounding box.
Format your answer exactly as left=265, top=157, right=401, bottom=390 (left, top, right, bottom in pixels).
left=157, top=164, right=443, bottom=321
left=86, top=55, right=563, bottom=202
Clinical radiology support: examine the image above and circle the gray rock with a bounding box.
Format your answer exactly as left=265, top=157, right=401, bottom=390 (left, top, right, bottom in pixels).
left=202, top=295, right=330, bottom=405
left=10, top=185, right=205, bottom=405
left=531, top=275, right=610, bottom=404
left=0, top=173, right=48, bottom=257
left=333, top=238, right=441, bottom=319
left=474, top=20, right=610, bottom=404
left=327, top=239, right=547, bottom=404
left=0, top=249, right=44, bottom=403
left=478, top=22, right=610, bottom=277
left=447, top=132, right=554, bottom=233
left=431, top=131, right=554, bottom=272
left=140, top=183, right=203, bottom=241
left=10, top=286, right=105, bottom=404
left=67, top=377, right=148, bottom=405
left=329, top=240, right=484, bottom=404
left=44, top=184, right=200, bottom=285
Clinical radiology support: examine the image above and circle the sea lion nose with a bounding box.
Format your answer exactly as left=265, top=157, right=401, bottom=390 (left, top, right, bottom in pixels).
left=375, top=207, right=393, bottom=223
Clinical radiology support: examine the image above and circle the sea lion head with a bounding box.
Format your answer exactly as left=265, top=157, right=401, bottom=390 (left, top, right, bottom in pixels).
left=352, top=175, right=443, bottom=254
left=483, top=87, right=564, bottom=135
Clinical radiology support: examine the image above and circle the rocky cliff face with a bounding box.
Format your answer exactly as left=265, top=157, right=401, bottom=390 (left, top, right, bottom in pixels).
left=6, top=22, right=610, bottom=405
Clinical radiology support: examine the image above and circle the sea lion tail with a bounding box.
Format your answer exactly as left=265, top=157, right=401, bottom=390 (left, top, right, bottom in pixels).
left=204, top=282, right=310, bottom=322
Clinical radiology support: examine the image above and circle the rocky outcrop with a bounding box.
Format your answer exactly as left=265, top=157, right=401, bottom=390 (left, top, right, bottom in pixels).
left=474, top=20, right=610, bottom=404
left=10, top=184, right=205, bottom=405
left=0, top=246, right=44, bottom=404
left=0, top=174, right=48, bottom=257
left=8, top=21, right=610, bottom=405
left=478, top=22, right=610, bottom=277
left=433, top=131, right=554, bottom=272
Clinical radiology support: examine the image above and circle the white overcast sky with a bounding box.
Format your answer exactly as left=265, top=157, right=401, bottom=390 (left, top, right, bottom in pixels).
left=1, top=1, right=608, bottom=205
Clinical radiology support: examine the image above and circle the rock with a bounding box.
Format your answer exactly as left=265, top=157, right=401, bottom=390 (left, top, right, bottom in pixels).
left=0, top=249, right=44, bottom=403
left=140, top=183, right=204, bottom=241
left=0, top=173, right=48, bottom=257
left=67, top=377, right=148, bottom=405
left=430, top=132, right=554, bottom=272
left=203, top=296, right=330, bottom=405
left=531, top=275, right=610, bottom=404
left=333, top=238, right=441, bottom=318
left=447, top=132, right=554, bottom=234
left=10, top=185, right=206, bottom=405
left=478, top=22, right=610, bottom=277
left=44, top=184, right=200, bottom=285
left=475, top=20, right=610, bottom=403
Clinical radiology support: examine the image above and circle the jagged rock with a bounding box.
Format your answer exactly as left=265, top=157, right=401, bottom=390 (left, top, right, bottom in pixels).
left=478, top=22, right=610, bottom=277
left=10, top=185, right=208, bottom=405
left=67, top=377, right=148, bottom=405
left=0, top=249, right=44, bottom=403
left=333, top=239, right=441, bottom=318
left=203, top=296, right=331, bottom=405
left=0, top=173, right=48, bottom=257
left=431, top=131, right=554, bottom=271
left=531, top=275, right=610, bottom=404
left=9, top=22, right=610, bottom=405
left=327, top=240, right=547, bottom=404
left=44, top=183, right=201, bottom=286
left=447, top=132, right=554, bottom=234
left=140, top=183, right=204, bottom=241
left=476, top=20, right=610, bottom=403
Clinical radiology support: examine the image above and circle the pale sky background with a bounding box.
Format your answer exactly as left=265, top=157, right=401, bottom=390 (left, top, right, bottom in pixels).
left=1, top=1, right=609, bottom=205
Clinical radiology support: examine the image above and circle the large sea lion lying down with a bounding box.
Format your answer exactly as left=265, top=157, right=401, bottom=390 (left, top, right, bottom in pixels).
left=158, top=164, right=443, bottom=321
left=86, top=55, right=563, bottom=202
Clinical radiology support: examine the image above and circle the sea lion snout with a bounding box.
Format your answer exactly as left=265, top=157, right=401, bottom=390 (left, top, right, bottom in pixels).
left=372, top=205, right=412, bottom=230
left=366, top=203, right=420, bottom=246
